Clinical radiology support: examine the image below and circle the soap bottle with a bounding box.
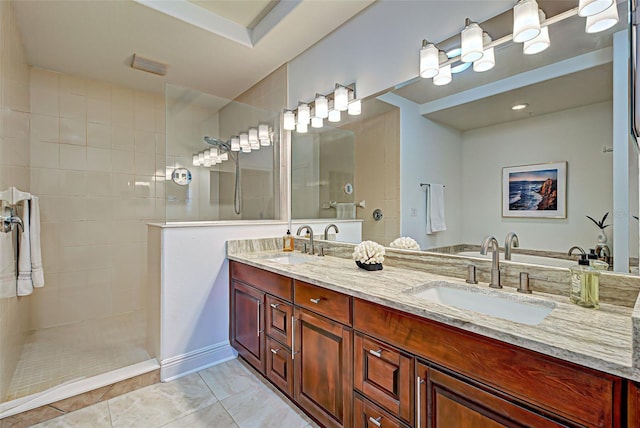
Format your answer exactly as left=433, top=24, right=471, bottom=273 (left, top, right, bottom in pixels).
left=569, top=254, right=600, bottom=309
left=283, top=229, right=294, bottom=252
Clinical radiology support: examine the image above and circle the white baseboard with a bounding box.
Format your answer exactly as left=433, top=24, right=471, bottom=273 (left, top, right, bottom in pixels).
left=160, top=342, right=238, bottom=382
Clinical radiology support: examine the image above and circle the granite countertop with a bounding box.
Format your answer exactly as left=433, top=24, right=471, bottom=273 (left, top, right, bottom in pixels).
left=228, top=248, right=639, bottom=381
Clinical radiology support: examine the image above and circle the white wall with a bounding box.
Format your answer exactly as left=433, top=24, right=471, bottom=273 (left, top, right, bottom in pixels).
left=379, top=93, right=464, bottom=250
left=287, top=1, right=511, bottom=106
left=461, top=101, right=623, bottom=254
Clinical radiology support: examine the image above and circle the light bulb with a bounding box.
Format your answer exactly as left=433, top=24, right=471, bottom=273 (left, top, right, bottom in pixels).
left=311, top=117, right=323, bottom=128
left=513, top=0, right=541, bottom=43
left=231, top=137, right=240, bottom=151
left=579, top=0, right=614, bottom=17
left=328, top=109, right=341, bottom=122
left=297, top=104, right=310, bottom=125
left=348, top=99, right=361, bottom=116
left=420, top=40, right=440, bottom=78
left=315, top=95, right=329, bottom=118
left=248, top=128, right=258, bottom=144
left=296, top=122, right=308, bottom=133
left=283, top=110, right=295, bottom=130
left=334, top=86, right=349, bottom=111
left=461, top=19, right=484, bottom=63
left=585, top=2, right=619, bottom=33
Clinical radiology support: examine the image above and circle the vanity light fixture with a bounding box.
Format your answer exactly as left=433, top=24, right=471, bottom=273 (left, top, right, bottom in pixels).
left=315, top=95, right=329, bottom=119
left=513, top=0, right=541, bottom=43
left=333, top=85, right=349, bottom=111
left=420, top=40, right=441, bottom=78
left=242, top=146, right=251, bottom=153
left=328, top=109, right=341, bottom=122
left=297, top=103, right=311, bottom=125
left=461, top=18, right=484, bottom=63
left=258, top=124, right=270, bottom=146
left=296, top=122, right=308, bottom=133
left=248, top=128, right=258, bottom=144
left=231, top=136, right=240, bottom=151
left=524, top=9, right=550, bottom=55
left=578, top=0, right=614, bottom=17
left=585, top=1, right=619, bottom=33
left=239, top=132, right=249, bottom=148
left=473, top=33, right=495, bottom=72
left=198, top=153, right=205, bottom=163
left=311, top=116, right=323, bottom=128
left=447, top=48, right=472, bottom=74
left=283, top=110, right=296, bottom=131
left=433, top=51, right=452, bottom=86
left=512, top=103, right=529, bottom=110
left=348, top=99, right=362, bottom=116
left=192, top=154, right=199, bottom=166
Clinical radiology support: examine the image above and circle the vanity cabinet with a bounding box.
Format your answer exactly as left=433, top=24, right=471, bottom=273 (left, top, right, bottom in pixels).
left=230, top=281, right=265, bottom=372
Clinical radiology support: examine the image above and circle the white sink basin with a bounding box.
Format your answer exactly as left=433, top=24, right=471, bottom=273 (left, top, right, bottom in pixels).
left=260, top=253, right=315, bottom=265
left=405, top=281, right=555, bottom=326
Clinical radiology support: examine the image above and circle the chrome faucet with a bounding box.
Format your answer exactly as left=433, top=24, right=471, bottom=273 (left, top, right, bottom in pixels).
left=480, top=235, right=501, bottom=289
left=324, top=224, right=339, bottom=240
left=296, top=225, right=314, bottom=255
left=504, top=232, right=519, bottom=261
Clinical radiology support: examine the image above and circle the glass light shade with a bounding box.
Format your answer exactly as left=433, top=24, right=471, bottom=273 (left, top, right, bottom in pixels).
left=296, top=122, right=308, bottom=133
left=524, top=26, right=549, bottom=54
left=209, top=148, right=218, bottom=158
left=192, top=155, right=199, bottom=166
left=328, top=109, right=341, bottom=122
left=203, top=159, right=212, bottom=167
left=260, top=138, right=270, bottom=146
left=347, top=99, right=362, bottom=116
left=242, top=146, right=251, bottom=153
left=198, top=153, right=205, bottom=163
left=433, top=64, right=452, bottom=85
left=219, top=152, right=228, bottom=161
left=250, top=141, right=260, bottom=150
left=473, top=46, right=495, bottom=72
left=283, top=110, right=295, bottom=130
left=334, top=86, right=349, bottom=111
left=297, top=104, right=310, bottom=124
left=258, top=124, right=269, bottom=140
left=239, top=133, right=249, bottom=147
left=203, top=150, right=211, bottom=160
left=578, top=0, right=613, bottom=17
left=447, top=48, right=472, bottom=74
left=311, top=116, right=323, bottom=128
left=585, top=2, right=619, bottom=33
left=248, top=128, right=258, bottom=143
left=513, top=0, right=541, bottom=43
left=315, top=96, right=329, bottom=118
left=420, top=42, right=440, bottom=78
left=231, top=137, right=240, bottom=151
left=461, top=20, right=484, bottom=63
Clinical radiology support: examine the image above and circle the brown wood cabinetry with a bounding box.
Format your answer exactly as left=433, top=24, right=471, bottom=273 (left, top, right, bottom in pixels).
left=230, top=280, right=265, bottom=372
left=295, top=280, right=352, bottom=326
left=354, top=394, right=409, bottom=428
left=294, top=307, right=353, bottom=428
left=265, top=336, right=294, bottom=397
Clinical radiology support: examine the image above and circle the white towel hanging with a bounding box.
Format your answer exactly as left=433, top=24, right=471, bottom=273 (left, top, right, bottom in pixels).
left=426, top=184, right=447, bottom=234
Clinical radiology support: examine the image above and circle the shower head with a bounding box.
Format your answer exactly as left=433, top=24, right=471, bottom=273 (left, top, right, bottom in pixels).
left=204, top=136, right=227, bottom=146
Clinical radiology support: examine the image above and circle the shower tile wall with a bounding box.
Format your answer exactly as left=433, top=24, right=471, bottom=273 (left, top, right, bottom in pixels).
left=29, top=68, right=165, bottom=330
left=0, top=0, right=31, bottom=401
left=344, top=109, right=400, bottom=246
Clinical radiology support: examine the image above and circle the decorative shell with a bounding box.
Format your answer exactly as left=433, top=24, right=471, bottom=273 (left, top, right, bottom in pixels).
left=389, top=237, right=420, bottom=250
left=352, top=240, right=385, bottom=265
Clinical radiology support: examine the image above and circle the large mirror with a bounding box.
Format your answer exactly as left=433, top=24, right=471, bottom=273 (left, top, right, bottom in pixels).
left=292, top=0, right=639, bottom=274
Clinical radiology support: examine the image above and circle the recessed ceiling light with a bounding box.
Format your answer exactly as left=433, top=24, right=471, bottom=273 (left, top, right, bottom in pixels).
left=512, top=103, right=529, bottom=111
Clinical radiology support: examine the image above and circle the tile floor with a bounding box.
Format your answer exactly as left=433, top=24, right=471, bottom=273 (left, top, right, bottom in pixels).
left=31, top=359, right=319, bottom=428
left=8, top=312, right=149, bottom=401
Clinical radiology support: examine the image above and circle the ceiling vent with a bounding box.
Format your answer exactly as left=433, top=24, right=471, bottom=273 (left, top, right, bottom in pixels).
left=131, top=54, right=168, bottom=76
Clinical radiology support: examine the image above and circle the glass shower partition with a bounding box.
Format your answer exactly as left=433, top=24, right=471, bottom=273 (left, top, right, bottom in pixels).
left=164, top=84, right=280, bottom=222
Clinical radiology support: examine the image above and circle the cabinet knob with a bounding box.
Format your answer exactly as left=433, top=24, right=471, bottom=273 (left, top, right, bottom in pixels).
left=310, top=298, right=322, bottom=304
left=270, top=348, right=280, bottom=354
left=368, top=416, right=382, bottom=427
left=369, top=349, right=383, bottom=358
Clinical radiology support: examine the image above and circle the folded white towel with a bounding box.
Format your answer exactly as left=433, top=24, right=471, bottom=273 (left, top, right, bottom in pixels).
left=336, top=203, right=356, bottom=219
left=426, top=184, right=447, bottom=235
left=16, top=196, right=44, bottom=296
left=17, top=199, right=32, bottom=296
left=30, top=196, right=44, bottom=288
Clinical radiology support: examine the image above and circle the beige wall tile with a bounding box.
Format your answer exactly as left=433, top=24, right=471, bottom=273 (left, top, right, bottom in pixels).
left=60, top=144, right=86, bottom=170
left=31, top=114, right=59, bottom=143
left=87, top=147, right=111, bottom=172
left=112, top=150, right=134, bottom=174
left=60, top=93, right=86, bottom=121
left=112, top=127, right=134, bottom=151
left=30, top=68, right=59, bottom=117
left=87, top=122, right=111, bottom=149
left=59, top=170, right=87, bottom=196
left=31, top=141, right=59, bottom=169
left=87, top=98, right=111, bottom=125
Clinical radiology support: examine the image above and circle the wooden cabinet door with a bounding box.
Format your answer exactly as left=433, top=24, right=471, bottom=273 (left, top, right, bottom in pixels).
left=354, top=394, right=409, bottom=428
left=424, top=365, right=568, bottom=428
left=266, top=336, right=293, bottom=397
left=294, top=307, right=353, bottom=428
left=230, top=281, right=265, bottom=372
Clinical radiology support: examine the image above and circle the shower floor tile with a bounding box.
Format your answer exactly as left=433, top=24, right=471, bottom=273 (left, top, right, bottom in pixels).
left=6, top=312, right=149, bottom=401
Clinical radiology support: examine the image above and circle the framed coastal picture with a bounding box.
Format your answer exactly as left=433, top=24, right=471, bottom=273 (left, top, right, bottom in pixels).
left=502, top=162, right=567, bottom=218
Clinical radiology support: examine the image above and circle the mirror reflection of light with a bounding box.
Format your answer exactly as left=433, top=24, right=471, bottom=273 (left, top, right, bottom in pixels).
left=446, top=48, right=472, bottom=74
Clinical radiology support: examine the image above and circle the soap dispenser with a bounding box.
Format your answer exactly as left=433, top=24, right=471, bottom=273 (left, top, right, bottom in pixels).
left=283, top=229, right=294, bottom=252
left=569, top=253, right=600, bottom=309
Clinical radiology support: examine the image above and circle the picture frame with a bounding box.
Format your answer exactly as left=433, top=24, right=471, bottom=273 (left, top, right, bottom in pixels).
left=502, top=161, right=567, bottom=218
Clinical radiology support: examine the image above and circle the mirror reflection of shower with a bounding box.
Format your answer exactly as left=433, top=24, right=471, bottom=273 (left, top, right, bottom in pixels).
left=197, top=124, right=275, bottom=215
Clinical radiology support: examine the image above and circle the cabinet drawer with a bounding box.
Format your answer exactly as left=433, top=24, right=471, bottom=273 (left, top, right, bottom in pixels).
left=266, top=295, right=292, bottom=347
left=231, top=261, right=292, bottom=301
left=266, top=336, right=293, bottom=398
left=354, top=333, right=413, bottom=425
left=295, top=280, right=352, bottom=325
left=354, top=393, right=409, bottom=428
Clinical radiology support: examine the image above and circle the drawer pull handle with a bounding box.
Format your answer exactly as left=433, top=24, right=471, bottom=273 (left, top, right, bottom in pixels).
left=270, top=303, right=280, bottom=309
left=310, top=298, right=322, bottom=304
left=368, top=416, right=382, bottom=427
left=369, top=349, right=383, bottom=358
left=270, top=348, right=280, bottom=354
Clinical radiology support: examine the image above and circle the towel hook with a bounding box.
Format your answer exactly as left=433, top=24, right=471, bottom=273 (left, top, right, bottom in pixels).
left=1, top=206, right=23, bottom=233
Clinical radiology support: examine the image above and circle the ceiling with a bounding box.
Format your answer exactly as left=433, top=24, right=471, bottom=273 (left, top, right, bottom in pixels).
left=12, top=0, right=375, bottom=99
